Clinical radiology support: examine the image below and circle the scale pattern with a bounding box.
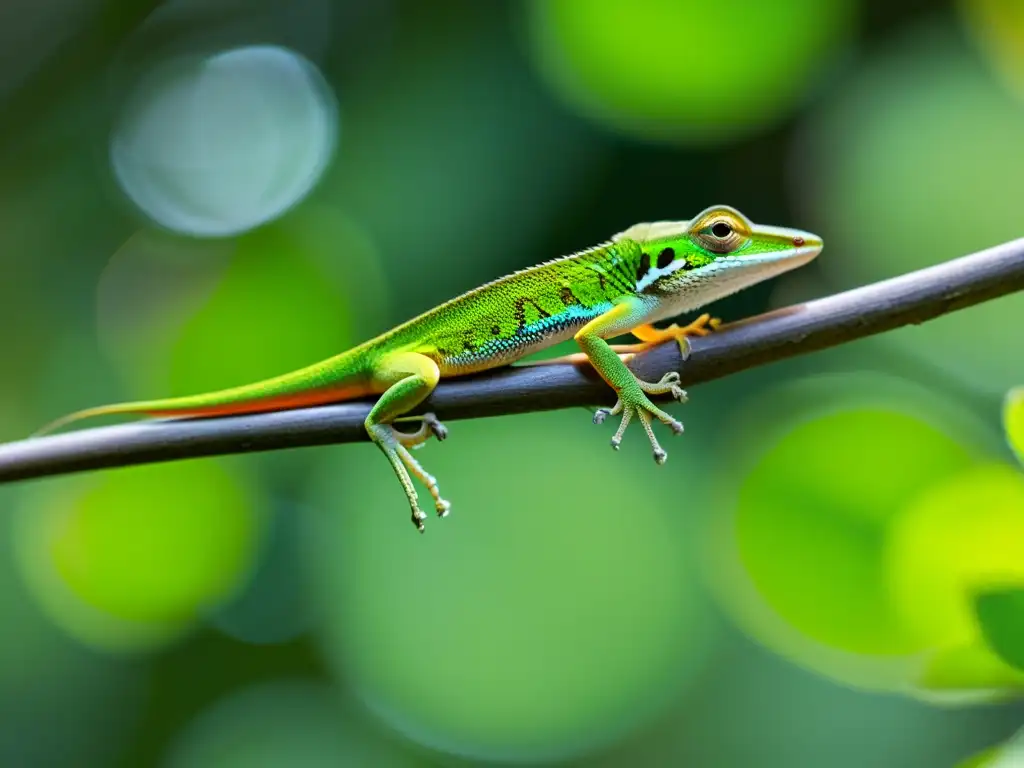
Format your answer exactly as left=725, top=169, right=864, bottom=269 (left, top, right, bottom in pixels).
left=367, top=239, right=645, bottom=375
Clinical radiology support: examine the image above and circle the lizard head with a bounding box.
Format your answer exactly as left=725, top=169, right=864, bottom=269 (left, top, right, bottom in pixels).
left=613, top=205, right=823, bottom=307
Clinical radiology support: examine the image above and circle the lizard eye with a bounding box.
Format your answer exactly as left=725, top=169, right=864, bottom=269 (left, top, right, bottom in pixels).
left=696, top=217, right=744, bottom=253
left=688, top=206, right=752, bottom=254
left=688, top=207, right=753, bottom=256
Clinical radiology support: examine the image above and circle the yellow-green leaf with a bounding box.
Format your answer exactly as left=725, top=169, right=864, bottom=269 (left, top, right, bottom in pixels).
left=1005, top=387, right=1024, bottom=465
left=975, top=588, right=1024, bottom=672
left=956, top=725, right=1024, bottom=768
left=916, top=643, right=1024, bottom=696
left=956, top=746, right=999, bottom=768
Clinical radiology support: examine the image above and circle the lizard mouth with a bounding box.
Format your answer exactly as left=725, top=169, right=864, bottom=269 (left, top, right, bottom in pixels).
left=792, top=242, right=823, bottom=263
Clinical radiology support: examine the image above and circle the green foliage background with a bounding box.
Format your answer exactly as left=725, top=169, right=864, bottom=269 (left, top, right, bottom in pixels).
left=0, top=0, right=1023, bottom=765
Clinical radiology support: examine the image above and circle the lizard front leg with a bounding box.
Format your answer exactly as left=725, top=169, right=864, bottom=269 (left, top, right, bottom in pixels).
left=365, top=352, right=450, bottom=531
left=574, top=298, right=688, bottom=464
left=527, top=312, right=719, bottom=366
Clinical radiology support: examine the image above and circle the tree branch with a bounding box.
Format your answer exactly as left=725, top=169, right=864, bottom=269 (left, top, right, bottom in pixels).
left=2, top=237, right=1023, bottom=484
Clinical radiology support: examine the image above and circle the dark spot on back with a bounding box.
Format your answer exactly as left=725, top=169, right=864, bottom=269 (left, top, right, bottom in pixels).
left=491, top=325, right=501, bottom=335
left=657, top=247, right=674, bottom=269
left=513, top=296, right=552, bottom=331
left=636, top=252, right=650, bottom=283
left=559, top=286, right=578, bottom=305
left=463, top=340, right=475, bottom=352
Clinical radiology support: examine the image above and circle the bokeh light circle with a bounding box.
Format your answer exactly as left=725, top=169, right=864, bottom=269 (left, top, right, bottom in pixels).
left=304, top=410, right=714, bottom=763
left=0, top=493, right=147, bottom=766
left=12, top=460, right=265, bottom=651
left=110, top=45, right=337, bottom=237
left=164, top=680, right=419, bottom=767
left=94, top=211, right=383, bottom=400
left=210, top=501, right=314, bottom=646
left=528, top=0, right=856, bottom=144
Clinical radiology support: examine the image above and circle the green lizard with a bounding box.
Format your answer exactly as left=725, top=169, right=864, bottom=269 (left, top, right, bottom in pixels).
left=37, top=205, right=822, bottom=531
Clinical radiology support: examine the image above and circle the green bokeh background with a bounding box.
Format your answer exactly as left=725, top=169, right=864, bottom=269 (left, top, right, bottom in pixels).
left=1, top=0, right=1023, bottom=766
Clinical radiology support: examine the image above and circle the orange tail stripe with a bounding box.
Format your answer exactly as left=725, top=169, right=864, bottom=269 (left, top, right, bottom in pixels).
left=143, top=385, right=373, bottom=419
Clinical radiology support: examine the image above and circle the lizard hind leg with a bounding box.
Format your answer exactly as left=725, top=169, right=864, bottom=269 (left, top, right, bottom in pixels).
left=577, top=299, right=688, bottom=465
left=365, top=353, right=450, bottom=531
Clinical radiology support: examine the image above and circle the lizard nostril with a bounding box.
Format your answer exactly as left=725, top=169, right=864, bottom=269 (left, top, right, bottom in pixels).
left=793, top=236, right=805, bottom=247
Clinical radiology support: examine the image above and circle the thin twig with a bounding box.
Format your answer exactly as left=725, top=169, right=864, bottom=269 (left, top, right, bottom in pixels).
left=2, top=237, right=1023, bottom=484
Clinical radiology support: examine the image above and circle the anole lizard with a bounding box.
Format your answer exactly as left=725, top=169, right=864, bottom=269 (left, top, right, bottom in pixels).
left=37, top=205, right=822, bottom=531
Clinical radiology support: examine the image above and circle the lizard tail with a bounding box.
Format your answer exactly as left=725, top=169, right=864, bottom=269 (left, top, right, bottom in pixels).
left=34, top=353, right=373, bottom=437
left=34, top=401, right=176, bottom=437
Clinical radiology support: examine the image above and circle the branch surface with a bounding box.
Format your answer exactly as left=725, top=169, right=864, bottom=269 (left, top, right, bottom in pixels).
left=2, top=237, right=1023, bottom=484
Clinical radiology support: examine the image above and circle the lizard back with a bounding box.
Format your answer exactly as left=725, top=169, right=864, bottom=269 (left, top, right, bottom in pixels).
left=368, top=240, right=643, bottom=375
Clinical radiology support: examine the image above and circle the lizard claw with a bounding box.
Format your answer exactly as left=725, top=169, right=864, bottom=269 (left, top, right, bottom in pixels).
left=677, top=336, right=693, bottom=363
left=594, top=400, right=623, bottom=426
left=411, top=507, right=427, bottom=532
left=423, top=412, right=448, bottom=441
left=650, top=372, right=688, bottom=403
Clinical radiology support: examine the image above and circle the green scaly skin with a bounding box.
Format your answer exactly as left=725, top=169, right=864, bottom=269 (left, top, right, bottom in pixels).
left=37, top=206, right=822, bottom=531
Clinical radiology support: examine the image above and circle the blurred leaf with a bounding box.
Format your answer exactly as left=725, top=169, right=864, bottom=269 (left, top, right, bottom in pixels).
left=917, top=643, right=1024, bottom=697
left=97, top=212, right=385, bottom=400
left=164, top=681, right=422, bottom=768
left=1005, top=388, right=1024, bottom=465
left=957, top=746, right=1000, bottom=768
left=721, top=375, right=981, bottom=658
left=168, top=224, right=354, bottom=394
left=13, top=459, right=266, bottom=651
left=529, top=0, right=856, bottom=144
left=956, top=726, right=1024, bottom=768
left=975, top=588, right=1024, bottom=672
left=961, top=0, right=1024, bottom=97
left=888, top=463, right=1024, bottom=652
left=52, top=460, right=263, bottom=623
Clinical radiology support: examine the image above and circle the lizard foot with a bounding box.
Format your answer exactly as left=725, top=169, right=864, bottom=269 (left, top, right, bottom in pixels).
left=391, top=412, right=449, bottom=450
left=593, top=380, right=684, bottom=465
left=411, top=506, right=428, bottom=532
left=370, top=423, right=451, bottom=531
left=672, top=312, right=721, bottom=337
left=423, top=412, right=448, bottom=441
left=396, top=443, right=451, bottom=520
left=640, top=371, right=688, bottom=404
left=632, top=313, right=720, bottom=360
